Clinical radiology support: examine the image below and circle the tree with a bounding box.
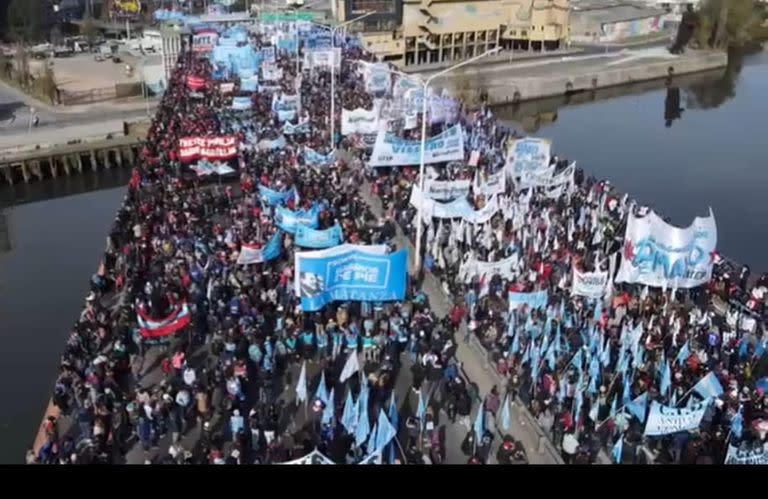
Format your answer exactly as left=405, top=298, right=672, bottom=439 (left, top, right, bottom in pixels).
left=35, top=64, right=58, bottom=104
left=6, top=0, right=46, bottom=43
left=81, top=17, right=98, bottom=49
left=696, top=0, right=766, bottom=48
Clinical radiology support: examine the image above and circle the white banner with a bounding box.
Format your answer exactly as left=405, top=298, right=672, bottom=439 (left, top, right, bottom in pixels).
left=423, top=179, right=471, bottom=201
left=615, top=209, right=717, bottom=289
left=644, top=400, right=710, bottom=436
left=725, top=444, right=768, bottom=465
left=341, top=108, right=379, bottom=136
left=410, top=188, right=498, bottom=224
left=369, top=124, right=465, bottom=167
left=572, top=269, right=609, bottom=299
left=458, top=253, right=520, bottom=284
left=304, top=48, right=341, bottom=70
left=363, top=62, right=392, bottom=95
left=518, top=163, right=574, bottom=190
left=474, top=169, right=506, bottom=197
left=506, top=137, right=551, bottom=176
left=237, top=244, right=264, bottom=265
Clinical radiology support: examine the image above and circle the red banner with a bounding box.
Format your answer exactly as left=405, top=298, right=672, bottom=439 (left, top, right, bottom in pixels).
left=178, top=136, right=239, bottom=162
left=186, top=75, right=207, bottom=91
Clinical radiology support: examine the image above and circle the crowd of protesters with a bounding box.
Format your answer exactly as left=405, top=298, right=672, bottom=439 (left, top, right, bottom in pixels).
left=26, top=22, right=530, bottom=466
left=363, top=85, right=768, bottom=464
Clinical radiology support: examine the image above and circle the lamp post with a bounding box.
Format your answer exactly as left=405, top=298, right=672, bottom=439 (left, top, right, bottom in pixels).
left=328, top=11, right=375, bottom=150
left=287, top=0, right=322, bottom=77
left=413, top=47, right=501, bottom=273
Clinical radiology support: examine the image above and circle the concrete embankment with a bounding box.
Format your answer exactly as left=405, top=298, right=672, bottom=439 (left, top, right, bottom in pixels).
left=422, top=48, right=728, bottom=105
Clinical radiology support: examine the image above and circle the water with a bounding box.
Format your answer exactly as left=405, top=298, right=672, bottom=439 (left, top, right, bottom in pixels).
left=0, top=49, right=766, bottom=463
left=0, top=170, right=128, bottom=463
left=494, top=49, right=768, bottom=271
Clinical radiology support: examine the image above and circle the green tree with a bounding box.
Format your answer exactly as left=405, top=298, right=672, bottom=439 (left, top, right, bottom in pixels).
left=6, top=0, right=46, bottom=43
left=34, top=64, right=59, bottom=105
left=697, top=0, right=767, bottom=48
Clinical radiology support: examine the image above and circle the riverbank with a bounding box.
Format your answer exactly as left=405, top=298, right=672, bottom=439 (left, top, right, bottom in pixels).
left=425, top=48, right=728, bottom=105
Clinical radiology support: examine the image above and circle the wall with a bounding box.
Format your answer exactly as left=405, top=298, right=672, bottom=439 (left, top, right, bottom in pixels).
left=600, top=15, right=662, bottom=42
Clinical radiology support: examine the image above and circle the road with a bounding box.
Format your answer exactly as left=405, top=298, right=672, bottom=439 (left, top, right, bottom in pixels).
left=0, top=80, right=154, bottom=138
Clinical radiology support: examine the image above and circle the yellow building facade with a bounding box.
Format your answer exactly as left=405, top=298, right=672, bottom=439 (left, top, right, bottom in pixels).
left=337, top=0, right=570, bottom=67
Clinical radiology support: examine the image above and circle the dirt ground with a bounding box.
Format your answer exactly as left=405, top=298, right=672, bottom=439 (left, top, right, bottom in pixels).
left=29, top=52, right=144, bottom=92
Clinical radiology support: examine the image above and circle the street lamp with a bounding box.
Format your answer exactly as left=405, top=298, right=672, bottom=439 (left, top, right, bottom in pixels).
left=413, top=47, right=501, bottom=273
left=328, top=11, right=375, bottom=150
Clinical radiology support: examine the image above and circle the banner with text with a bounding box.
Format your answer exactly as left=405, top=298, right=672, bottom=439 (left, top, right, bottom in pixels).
left=295, top=248, right=408, bottom=312
left=615, top=209, right=717, bottom=289
left=341, top=108, right=380, bottom=136
left=369, top=124, right=464, bottom=167
left=422, top=179, right=471, bottom=201
left=508, top=290, right=549, bottom=311
left=572, top=269, right=609, bottom=299
left=178, top=136, right=238, bottom=162
left=506, top=137, right=551, bottom=176
left=644, top=399, right=710, bottom=436
left=295, top=224, right=344, bottom=249
left=275, top=205, right=320, bottom=234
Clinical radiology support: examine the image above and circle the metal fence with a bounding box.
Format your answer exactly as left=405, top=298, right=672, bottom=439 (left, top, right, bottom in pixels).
left=59, top=87, right=117, bottom=106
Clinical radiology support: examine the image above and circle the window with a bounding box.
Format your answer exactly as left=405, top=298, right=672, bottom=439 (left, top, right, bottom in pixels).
left=541, top=26, right=544, bottom=31
left=510, top=30, right=517, bottom=36
left=521, top=30, right=527, bottom=36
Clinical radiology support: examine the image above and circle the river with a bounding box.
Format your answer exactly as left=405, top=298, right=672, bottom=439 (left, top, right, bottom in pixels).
left=0, top=49, right=766, bottom=463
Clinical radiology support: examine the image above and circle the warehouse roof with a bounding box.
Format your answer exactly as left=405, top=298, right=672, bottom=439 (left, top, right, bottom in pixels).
left=571, top=0, right=667, bottom=24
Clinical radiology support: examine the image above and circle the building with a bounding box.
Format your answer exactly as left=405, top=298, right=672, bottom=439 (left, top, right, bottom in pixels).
left=338, top=0, right=569, bottom=67
left=160, top=28, right=186, bottom=81
left=570, top=0, right=667, bottom=43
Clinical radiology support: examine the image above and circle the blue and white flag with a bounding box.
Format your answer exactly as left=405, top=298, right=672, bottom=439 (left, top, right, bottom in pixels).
left=416, top=391, right=427, bottom=425
left=692, top=371, right=724, bottom=400
left=283, top=121, right=311, bottom=135
left=506, top=137, right=551, bottom=176
left=275, top=204, right=320, bottom=234
left=612, top=436, right=623, bottom=464
left=625, top=392, right=648, bottom=423
left=644, top=399, right=711, bottom=436
left=660, top=360, right=671, bottom=396
left=341, top=389, right=358, bottom=434
left=675, top=341, right=691, bottom=366
left=473, top=404, right=485, bottom=441
left=373, top=409, right=397, bottom=453
left=355, top=384, right=371, bottom=447
left=315, top=370, right=329, bottom=405
left=731, top=406, right=744, bottom=439
left=295, top=224, right=344, bottom=249
left=387, top=395, right=399, bottom=464
left=322, top=388, right=335, bottom=425
left=500, top=395, right=511, bottom=432
left=295, top=248, right=408, bottom=312
left=231, top=96, right=252, bottom=111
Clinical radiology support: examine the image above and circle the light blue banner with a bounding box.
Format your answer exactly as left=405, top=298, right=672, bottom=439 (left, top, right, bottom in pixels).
left=297, top=249, right=408, bottom=312
left=231, top=96, right=252, bottom=111
left=259, top=136, right=286, bottom=150
left=304, top=148, right=335, bottom=167
left=258, top=185, right=296, bottom=206
left=277, top=109, right=297, bottom=122
left=296, top=224, right=344, bottom=249
left=275, top=205, right=320, bottom=233
left=277, top=38, right=298, bottom=53
left=508, top=290, right=549, bottom=311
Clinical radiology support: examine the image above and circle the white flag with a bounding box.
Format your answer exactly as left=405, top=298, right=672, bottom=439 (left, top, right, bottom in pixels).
left=340, top=352, right=360, bottom=383
left=296, top=361, right=308, bottom=403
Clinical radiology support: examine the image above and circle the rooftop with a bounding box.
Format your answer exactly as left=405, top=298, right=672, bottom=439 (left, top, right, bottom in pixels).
left=571, top=0, right=668, bottom=23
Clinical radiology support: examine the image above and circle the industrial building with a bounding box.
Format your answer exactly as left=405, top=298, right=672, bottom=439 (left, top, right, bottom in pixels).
left=569, top=0, right=667, bottom=43
left=332, top=0, right=570, bottom=67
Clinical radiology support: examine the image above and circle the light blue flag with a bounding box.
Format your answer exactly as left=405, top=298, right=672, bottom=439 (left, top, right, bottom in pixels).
left=686, top=395, right=696, bottom=409
left=610, top=396, right=618, bottom=417
left=755, top=339, right=767, bottom=360
left=573, top=390, right=584, bottom=420
left=501, top=395, right=511, bottom=432
left=675, top=341, right=691, bottom=366
left=589, top=354, right=601, bottom=382
left=546, top=342, right=557, bottom=371
left=510, top=330, right=520, bottom=355
left=322, top=388, right=335, bottom=425
left=416, top=391, right=426, bottom=423
left=554, top=324, right=562, bottom=356
left=660, top=361, right=671, bottom=396
left=473, top=403, right=485, bottom=441
left=612, top=436, right=623, bottom=464
left=387, top=395, right=399, bottom=463
left=622, top=370, right=633, bottom=405
left=739, top=337, right=750, bottom=359
left=355, top=385, right=371, bottom=447
left=593, top=299, right=603, bottom=321
left=522, top=342, right=531, bottom=365
left=374, top=409, right=397, bottom=452
left=601, top=338, right=611, bottom=367
left=315, top=370, right=329, bottom=405
left=670, top=388, right=678, bottom=408
left=366, top=422, right=378, bottom=452
left=531, top=341, right=541, bottom=382
left=341, top=389, right=358, bottom=434
left=558, top=376, right=567, bottom=403
left=692, top=371, right=724, bottom=399
left=571, top=349, right=584, bottom=374
left=588, top=374, right=598, bottom=395
left=731, top=406, right=744, bottom=439
left=559, top=299, right=565, bottom=318
left=625, top=392, right=648, bottom=423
